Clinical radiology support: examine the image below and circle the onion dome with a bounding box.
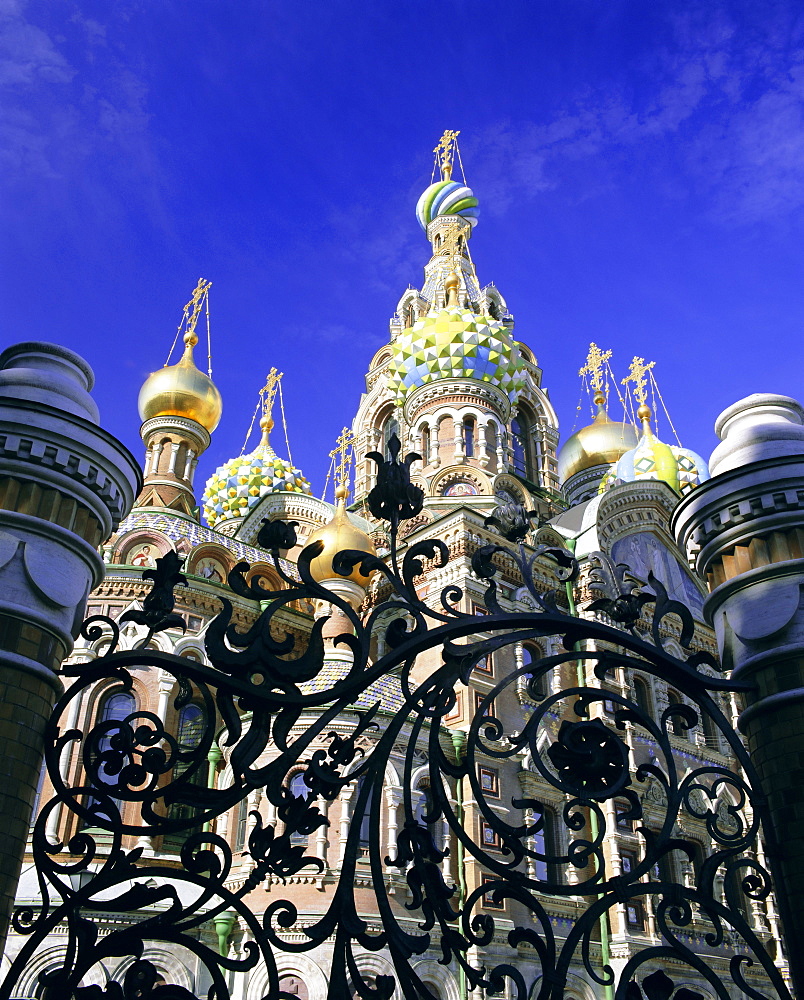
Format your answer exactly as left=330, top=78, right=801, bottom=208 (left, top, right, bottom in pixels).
left=202, top=415, right=311, bottom=528
left=600, top=404, right=709, bottom=496
left=138, top=330, right=222, bottom=433
left=416, top=179, right=479, bottom=231
left=558, top=392, right=638, bottom=484
left=306, top=486, right=376, bottom=588
left=385, top=293, right=525, bottom=403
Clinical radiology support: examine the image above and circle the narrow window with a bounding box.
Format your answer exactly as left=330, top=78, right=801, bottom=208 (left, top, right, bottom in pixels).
left=633, top=676, right=652, bottom=717
left=532, top=805, right=557, bottom=881
left=85, top=690, right=136, bottom=824
left=235, top=795, right=249, bottom=851
left=522, top=643, right=548, bottom=699
left=166, top=703, right=207, bottom=838
left=511, top=412, right=531, bottom=480
left=383, top=417, right=399, bottom=459
left=289, top=771, right=311, bottom=846
left=463, top=417, right=475, bottom=458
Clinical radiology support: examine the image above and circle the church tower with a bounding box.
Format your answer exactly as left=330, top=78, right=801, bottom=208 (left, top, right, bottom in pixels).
left=136, top=279, right=222, bottom=517
left=352, top=131, right=559, bottom=511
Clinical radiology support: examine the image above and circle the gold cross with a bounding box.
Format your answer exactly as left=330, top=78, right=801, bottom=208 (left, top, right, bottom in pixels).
left=329, top=427, right=355, bottom=495
left=578, top=342, right=612, bottom=395
left=434, top=130, right=460, bottom=180
left=181, top=278, right=212, bottom=338
left=622, top=356, right=655, bottom=406
left=260, top=367, right=283, bottom=418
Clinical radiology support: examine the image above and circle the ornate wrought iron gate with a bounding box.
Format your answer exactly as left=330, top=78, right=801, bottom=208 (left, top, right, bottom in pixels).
left=1, top=443, right=792, bottom=999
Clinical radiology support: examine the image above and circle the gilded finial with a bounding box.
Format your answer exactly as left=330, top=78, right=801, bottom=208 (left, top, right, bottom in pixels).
left=434, top=129, right=461, bottom=181
left=579, top=342, right=613, bottom=406
left=330, top=427, right=355, bottom=503
left=259, top=367, right=283, bottom=446
left=445, top=270, right=460, bottom=307
left=622, top=356, right=656, bottom=425
left=179, top=278, right=212, bottom=353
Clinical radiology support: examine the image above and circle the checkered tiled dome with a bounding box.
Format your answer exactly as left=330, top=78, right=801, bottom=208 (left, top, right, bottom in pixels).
left=385, top=306, right=526, bottom=403
left=202, top=442, right=312, bottom=528
left=599, top=430, right=709, bottom=496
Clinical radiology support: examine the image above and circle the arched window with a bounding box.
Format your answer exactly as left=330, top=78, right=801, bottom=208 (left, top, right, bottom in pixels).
left=85, top=689, right=136, bottom=824
left=701, top=705, right=720, bottom=748
left=353, top=775, right=376, bottom=851
left=178, top=704, right=205, bottom=749
left=421, top=425, right=430, bottom=462
left=383, top=416, right=399, bottom=459
left=463, top=417, right=475, bottom=458
left=167, top=703, right=207, bottom=835
left=522, top=644, right=548, bottom=699
left=234, top=795, right=249, bottom=851
left=415, top=781, right=436, bottom=831
left=532, top=804, right=557, bottom=882
left=511, top=411, right=533, bottom=481
left=633, top=676, right=652, bottom=717
left=288, top=770, right=312, bottom=846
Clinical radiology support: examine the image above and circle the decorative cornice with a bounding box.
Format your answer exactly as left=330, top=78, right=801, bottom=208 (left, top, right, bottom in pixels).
left=404, top=379, right=511, bottom=425
left=139, top=415, right=210, bottom=452
left=596, top=480, right=680, bottom=553
left=0, top=409, right=139, bottom=529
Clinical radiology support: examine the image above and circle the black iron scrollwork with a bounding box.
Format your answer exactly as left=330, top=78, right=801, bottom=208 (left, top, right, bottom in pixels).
left=1, top=441, right=791, bottom=1000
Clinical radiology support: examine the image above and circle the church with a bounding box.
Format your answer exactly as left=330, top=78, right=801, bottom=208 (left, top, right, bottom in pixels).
left=0, top=133, right=789, bottom=1000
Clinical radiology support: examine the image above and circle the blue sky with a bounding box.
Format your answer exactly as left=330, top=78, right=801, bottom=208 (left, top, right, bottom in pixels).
left=3, top=0, right=804, bottom=499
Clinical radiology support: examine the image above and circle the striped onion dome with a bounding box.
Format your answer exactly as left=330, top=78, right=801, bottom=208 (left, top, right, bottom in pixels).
left=416, top=179, right=479, bottom=230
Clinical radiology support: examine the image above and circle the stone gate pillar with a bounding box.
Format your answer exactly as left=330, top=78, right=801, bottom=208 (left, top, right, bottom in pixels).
left=673, top=393, right=804, bottom=993
left=0, top=342, right=140, bottom=951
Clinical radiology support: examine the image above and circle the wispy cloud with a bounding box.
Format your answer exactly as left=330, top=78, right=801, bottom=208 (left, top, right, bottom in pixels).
left=0, top=1, right=154, bottom=192
left=465, top=6, right=804, bottom=226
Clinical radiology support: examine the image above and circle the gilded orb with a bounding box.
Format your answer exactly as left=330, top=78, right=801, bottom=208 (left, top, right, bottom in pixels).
left=558, top=396, right=638, bottom=484
left=138, top=335, right=223, bottom=432
left=306, top=488, right=376, bottom=589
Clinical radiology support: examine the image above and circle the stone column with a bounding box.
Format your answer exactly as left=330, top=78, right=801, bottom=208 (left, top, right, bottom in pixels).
left=385, top=786, right=402, bottom=871
left=0, top=342, right=140, bottom=951
left=673, top=393, right=804, bottom=993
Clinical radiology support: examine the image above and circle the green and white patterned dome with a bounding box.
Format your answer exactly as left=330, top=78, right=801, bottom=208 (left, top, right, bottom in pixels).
left=202, top=419, right=312, bottom=529
left=385, top=305, right=526, bottom=403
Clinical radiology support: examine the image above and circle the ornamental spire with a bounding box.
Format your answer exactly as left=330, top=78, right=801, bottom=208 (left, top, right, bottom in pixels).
left=329, top=426, right=355, bottom=503
left=172, top=278, right=213, bottom=374
left=623, top=356, right=656, bottom=432
left=579, top=342, right=613, bottom=407
left=434, top=129, right=461, bottom=181
left=258, top=367, right=282, bottom=448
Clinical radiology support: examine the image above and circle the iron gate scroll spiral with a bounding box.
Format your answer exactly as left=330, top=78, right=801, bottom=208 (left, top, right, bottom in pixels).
left=2, top=437, right=791, bottom=1000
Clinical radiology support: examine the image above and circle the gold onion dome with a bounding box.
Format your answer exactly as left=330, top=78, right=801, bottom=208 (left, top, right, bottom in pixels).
left=138, top=331, right=223, bottom=432
left=557, top=391, right=638, bottom=483
left=202, top=414, right=312, bottom=528
left=306, top=486, right=376, bottom=588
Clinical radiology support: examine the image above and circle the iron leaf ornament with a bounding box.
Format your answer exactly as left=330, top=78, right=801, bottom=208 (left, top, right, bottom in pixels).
left=484, top=500, right=539, bottom=542
left=366, top=432, right=424, bottom=542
